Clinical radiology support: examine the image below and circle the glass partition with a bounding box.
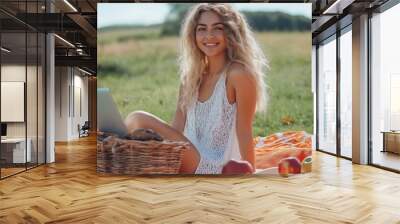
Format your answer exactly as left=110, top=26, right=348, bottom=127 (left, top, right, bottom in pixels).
left=339, top=27, right=352, bottom=158
left=1, top=31, right=28, bottom=178
left=0, top=1, right=46, bottom=179
left=317, top=35, right=337, bottom=154
left=371, top=3, right=400, bottom=171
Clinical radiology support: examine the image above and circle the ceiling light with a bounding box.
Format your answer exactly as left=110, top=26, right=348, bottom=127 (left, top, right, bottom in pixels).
left=54, top=34, right=75, bottom=48
left=323, top=0, right=341, bottom=15
left=63, top=0, right=78, bottom=12
left=322, top=0, right=355, bottom=15
left=1, top=47, right=11, bottom=53
left=76, top=48, right=85, bottom=55
left=78, top=67, right=92, bottom=76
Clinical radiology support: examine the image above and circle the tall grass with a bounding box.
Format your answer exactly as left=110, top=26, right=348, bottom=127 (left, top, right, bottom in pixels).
left=98, top=29, right=312, bottom=136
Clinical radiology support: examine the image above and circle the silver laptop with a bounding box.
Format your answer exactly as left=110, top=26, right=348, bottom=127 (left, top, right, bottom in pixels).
left=97, top=88, right=128, bottom=137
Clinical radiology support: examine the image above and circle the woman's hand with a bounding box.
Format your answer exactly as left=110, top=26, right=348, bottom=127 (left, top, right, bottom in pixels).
left=222, top=159, right=254, bottom=174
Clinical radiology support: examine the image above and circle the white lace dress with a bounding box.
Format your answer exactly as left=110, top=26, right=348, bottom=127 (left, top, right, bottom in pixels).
left=183, top=71, right=242, bottom=174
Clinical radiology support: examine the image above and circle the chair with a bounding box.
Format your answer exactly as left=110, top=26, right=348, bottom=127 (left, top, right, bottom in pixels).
left=79, top=121, right=90, bottom=138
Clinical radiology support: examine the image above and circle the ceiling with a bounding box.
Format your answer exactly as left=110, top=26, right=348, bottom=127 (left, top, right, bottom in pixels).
left=0, top=0, right=395, bottom=75
left=310, top=0, right=391, bottom=42
left=0, top=0, right=98, bottom=74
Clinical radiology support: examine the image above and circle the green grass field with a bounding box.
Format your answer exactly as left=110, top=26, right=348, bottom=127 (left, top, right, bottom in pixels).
left=98, top=28, right=312, bottom=137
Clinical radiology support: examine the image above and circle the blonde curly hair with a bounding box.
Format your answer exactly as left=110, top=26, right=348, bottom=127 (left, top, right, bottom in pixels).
left=178, top=3, right=268, bottom=112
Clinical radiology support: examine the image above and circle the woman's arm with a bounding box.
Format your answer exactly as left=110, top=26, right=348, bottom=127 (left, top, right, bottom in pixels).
left=229, top=68, right=257, bottom=171
left=171, top=84, right=186, bottom=133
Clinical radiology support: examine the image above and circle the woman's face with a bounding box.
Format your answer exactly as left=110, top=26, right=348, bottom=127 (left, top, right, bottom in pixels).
left=195, top=11, right=227, bottom=58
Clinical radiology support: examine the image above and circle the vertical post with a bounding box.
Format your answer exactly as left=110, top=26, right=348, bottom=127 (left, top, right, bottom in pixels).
left=352, top=14, right=369, bottom=164
left=46, top=1, right=55, bottom=163
left=25, top=2, right=28, bottom=170
left=336, top=29, right=341, bottom=157
left=315, top=45, right=319, bottom=151
left=367, top=11, right=373, bottom=165
left=88, top=76, right=97, bottom=132
left=0, top=21, right=2, bottom=179
left=312, top=45, right=317, bottom=150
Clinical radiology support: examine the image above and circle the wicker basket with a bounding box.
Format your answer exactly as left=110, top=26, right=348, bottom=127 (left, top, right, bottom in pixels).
left=97, top=133, right=188, bottom=175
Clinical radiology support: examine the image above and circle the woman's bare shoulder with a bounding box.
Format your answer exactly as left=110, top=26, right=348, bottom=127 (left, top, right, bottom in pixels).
left=227, top=62, right=246, bottom=75
left=226, top=62, right=256, bottom=87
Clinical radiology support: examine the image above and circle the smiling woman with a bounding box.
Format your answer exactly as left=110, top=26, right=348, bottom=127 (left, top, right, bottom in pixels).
left=124, top=3, right=268, bottom=174
left=98, top=2, right=313, bottom=177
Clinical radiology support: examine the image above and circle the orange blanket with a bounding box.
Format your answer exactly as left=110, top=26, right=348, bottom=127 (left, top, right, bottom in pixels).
left=254, top=131, right=312, bottom=171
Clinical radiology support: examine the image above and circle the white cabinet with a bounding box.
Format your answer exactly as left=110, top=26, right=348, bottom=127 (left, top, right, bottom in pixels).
left=1, top=138, right=32, bottom=163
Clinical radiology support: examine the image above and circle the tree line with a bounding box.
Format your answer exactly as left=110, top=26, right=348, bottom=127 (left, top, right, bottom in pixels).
left=160, top=4, right=311, bottom=36
left=99, top=4, right=311, bottom=35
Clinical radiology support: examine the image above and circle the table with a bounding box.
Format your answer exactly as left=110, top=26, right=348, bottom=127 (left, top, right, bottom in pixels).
left=1, top=138, right=31, bottom=163
left=381, top=131, right=400, bottom=154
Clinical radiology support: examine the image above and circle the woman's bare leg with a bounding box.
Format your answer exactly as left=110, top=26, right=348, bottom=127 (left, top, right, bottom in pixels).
left=124, top=110, right=200, bottom=174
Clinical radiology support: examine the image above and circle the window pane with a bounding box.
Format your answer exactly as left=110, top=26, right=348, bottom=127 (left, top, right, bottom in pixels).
left=371, top=3, right=400, bottom=171
left=27, top=31, right=38, bottom=169
left=340, top=28, right=352, bottom=158
left=318, top=36, right=337, bottom=154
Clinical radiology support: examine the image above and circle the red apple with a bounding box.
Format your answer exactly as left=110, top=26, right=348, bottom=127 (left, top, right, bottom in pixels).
left=222, top=160, right=254, bottom=175
left=297, top=149, right=311, bottom=163
left=278, top=157, right=301, bottom=176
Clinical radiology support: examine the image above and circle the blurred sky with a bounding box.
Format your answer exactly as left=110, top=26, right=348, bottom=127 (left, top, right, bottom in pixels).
left=98, top=3, right=311, bottom=28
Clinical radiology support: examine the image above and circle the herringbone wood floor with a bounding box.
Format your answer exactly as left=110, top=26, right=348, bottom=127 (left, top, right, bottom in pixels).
left=0, top=136, right=400, bottom=224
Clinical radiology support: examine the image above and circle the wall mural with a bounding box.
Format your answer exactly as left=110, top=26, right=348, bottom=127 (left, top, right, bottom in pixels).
left=97, top=3, right=313, bottom=176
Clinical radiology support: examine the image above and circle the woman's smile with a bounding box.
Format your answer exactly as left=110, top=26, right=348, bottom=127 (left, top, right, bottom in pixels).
left=203, top=42, right=220, bottom=48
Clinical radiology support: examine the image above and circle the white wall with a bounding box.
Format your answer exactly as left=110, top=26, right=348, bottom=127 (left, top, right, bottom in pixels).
left=1, top=65, right=25, bottom=131
left=1, top=64, right=46, bottom=164
left=54, top=67, right=89, bottom=141
left=55, top=66, right=69, bottom=141
left=72, top=73, right=89, bottom=138
left=1, top=82, right=25, bottom=122
left=1, top=65, right=30, bottom=138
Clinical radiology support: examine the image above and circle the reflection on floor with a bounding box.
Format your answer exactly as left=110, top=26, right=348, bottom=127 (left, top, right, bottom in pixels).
left=0, top=163, right=43, bottom=179
left=373, top=150, right=400, bottom=171
left=0, top=167, right=25, bottom=178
